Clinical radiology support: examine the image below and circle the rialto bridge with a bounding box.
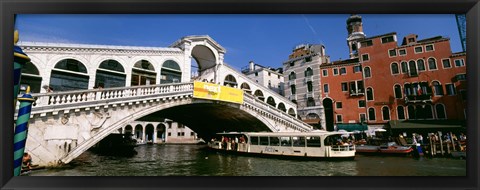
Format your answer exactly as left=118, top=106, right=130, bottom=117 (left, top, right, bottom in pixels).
left=16, top=35, right=318, bottom=167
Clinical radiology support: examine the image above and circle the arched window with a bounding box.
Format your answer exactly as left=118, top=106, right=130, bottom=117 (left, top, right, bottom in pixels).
left=382, top=106, right=390, bottom=121
left=21, top=62, right=42, bottom=93
left=428, top=58, right=437, bottom=70
left=432, top=81, right=444, bottom=96
left=305, top=67, right=313, bottom=77
left=161, top=60, right=182, bottom=84
left=401, top=61, right=408, bottom=73
left=307, top=81, right=313, bottom=92
left=289, top=72, right=296, bottom=80
left=277, top=103, right=286, bottom=112
left=368, top=108, right=376, bottom=121
left=223, top=74, right=237, bottom=87
left=366, top=87, right=374, bottom=101
left=397, top=106, right=405, bottom=120
left=417, top=59, right=426, bottom=72
left=290, top=85, right=296, bottom=95
left=435, top=104, right=447, bottom=119
left=96, top=59, right=126, bottom=88
left=50, top=59, right=89, bottom=91
left=132, top=60, right=156, bottom=86
left=306, top=97, right=315, bottom=107
left=394, top=84, right=402, bottom=99
left=391, top=62, right=399, bottom=74
left=408, top=60, right=418, bottom=76
left=267, top=96, right=276, bottom=107
left=364, top=67, right=371, bottom=78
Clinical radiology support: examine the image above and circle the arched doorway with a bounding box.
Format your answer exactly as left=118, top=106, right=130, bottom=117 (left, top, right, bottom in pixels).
left=156, top=124, right=166, bottom=142
left=124, top=125, right=133, bottom=135
left=161, top=60, right=182, bottom=84
left=145, top=124, right=154, bottom=143
left=134, top=124, right=143, bottom=141
left=323, top=98, right=334, bottom=131
left=131, top=60, right=156, bottom=86
left=241, top=82, right=252, bottom=94
left=95, top=59, right=126, bottom=88
left=223, top=74, right=237, bottom=87
left=277, top=103, right=286, bottom=112
left=50, top=59, right=89, bottom=91
left=288, top=108, right=296, bottom=117
left=20, top=62, right=42, bottom=93
left=254, top=90, right=265, bottom=101
left=266, top=96, right=276, bottom=107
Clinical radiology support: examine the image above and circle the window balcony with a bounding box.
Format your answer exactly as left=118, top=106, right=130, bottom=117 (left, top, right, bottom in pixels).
left=288, top=79, right=296, bottom=86
left=349, top=89, right=365, bottom=96
left=289, top=94, right=297, bottom=101
left=405, top=93, right=432, bottom=103
left=303, top=76, right=313, bottom=83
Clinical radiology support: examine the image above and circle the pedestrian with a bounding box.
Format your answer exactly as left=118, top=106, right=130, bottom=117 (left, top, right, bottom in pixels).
left=417, top=134, right=424, bottom=145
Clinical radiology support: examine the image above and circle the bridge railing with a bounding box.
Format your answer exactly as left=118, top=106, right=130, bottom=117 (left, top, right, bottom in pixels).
left=243, top=93, right=312, bottom=132
left=23, top=83, right=194, bottom=109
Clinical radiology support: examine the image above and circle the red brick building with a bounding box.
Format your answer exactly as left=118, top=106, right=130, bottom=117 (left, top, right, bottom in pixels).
left=320, top=15, right=467, bottom=135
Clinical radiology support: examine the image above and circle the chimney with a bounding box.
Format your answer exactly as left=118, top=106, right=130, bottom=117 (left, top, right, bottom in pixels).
left=249, top=61, right=254, bottom=71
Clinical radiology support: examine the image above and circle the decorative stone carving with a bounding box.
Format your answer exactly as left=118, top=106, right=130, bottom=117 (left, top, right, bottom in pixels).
left=89, top=109, right=111, bottom=131
left=61, top=114, right=69, bottom=125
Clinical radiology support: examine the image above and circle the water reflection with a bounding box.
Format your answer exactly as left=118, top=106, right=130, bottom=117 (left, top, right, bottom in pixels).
left=28, top=144, right=465, bottom=176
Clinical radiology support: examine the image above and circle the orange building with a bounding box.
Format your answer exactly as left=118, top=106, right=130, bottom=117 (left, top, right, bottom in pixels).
left=320, top=15, right=467, bottom=135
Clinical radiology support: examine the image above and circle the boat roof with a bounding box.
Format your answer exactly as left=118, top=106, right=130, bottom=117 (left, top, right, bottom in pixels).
left=216, top=131, right=351, bottom=137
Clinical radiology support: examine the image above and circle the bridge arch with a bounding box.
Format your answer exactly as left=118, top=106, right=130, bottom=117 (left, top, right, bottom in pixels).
left=223, top=74, right=237, bottom=87
left=131, top=59, right=157, bottom=86
left=161, top=60, right=182, bottom=84
left=95, top=59, right=127, bottom=88
left=50, top=58, right=89, bottom=91
left=240, top=82, right=251, bottom=94
left=254, top=89, right=265, bottom=101
left=267, top=96, right=276, bottom=107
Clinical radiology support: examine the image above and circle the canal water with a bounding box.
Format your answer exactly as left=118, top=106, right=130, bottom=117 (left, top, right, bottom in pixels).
left=27, top=144, right=466, bottom=176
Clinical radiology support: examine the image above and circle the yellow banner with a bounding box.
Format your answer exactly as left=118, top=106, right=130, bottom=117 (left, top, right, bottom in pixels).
left=193, top=81, right=244, bottom=104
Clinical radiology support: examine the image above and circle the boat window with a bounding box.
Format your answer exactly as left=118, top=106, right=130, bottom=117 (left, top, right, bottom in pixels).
left=259, top=137, right=269, bottom=146
left=306, top=136, right=321, bottom=147
left=324, top=134, right=343, bottom=146
left=280, top=137, right=291, bottom=146
left=269, top=137, right=280, bottom=146
left=251, top=136, right=259, bottom=145
left=292, top=137, right=306, bottom=147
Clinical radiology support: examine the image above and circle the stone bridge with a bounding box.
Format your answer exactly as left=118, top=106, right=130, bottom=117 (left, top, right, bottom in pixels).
left=15, top=35, right=322, bottom=167
left=16, top=83, right=314, bottom=166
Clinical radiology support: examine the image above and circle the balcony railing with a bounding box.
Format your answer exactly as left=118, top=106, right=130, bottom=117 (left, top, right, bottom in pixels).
left=405, top=93, right=432, bottom=103
left=349, top=89, right=365, bottom=96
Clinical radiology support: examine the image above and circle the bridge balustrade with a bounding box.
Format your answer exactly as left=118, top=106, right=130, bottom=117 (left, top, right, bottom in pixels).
left=243, top=93, right=312, bottom=132
left=21, top=83, right=194, bottom=109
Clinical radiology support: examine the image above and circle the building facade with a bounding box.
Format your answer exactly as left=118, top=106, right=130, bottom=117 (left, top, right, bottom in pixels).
left=283, top=44, right=330, bottom=129
left=320, top=14, right=467, bottom=135
left=242, top=61, right=284, bottom=97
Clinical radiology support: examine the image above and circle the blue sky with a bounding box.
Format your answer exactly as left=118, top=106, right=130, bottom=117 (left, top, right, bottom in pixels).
left=15, top=14, right=462, bottom=71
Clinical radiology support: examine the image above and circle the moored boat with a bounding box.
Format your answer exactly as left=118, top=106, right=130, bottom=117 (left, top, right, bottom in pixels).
left=207, top=131, right=356, bottom=160
left=355, top=142, right=413, bottom=155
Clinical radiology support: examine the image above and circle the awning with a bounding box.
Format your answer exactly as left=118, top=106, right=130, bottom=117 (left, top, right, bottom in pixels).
left=387, top=120, right=466, bottom=134
left=336, top=123, right=368, bottom=132
left=388, top=120, right=465, bottom=129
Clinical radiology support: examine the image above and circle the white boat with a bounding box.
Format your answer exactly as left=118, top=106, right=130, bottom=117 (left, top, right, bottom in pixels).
left=207, top=131, right=355, bottom=160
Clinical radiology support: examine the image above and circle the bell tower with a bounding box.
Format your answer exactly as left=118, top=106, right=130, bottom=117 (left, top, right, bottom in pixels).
left=346, top=14, right=366, bottom=59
